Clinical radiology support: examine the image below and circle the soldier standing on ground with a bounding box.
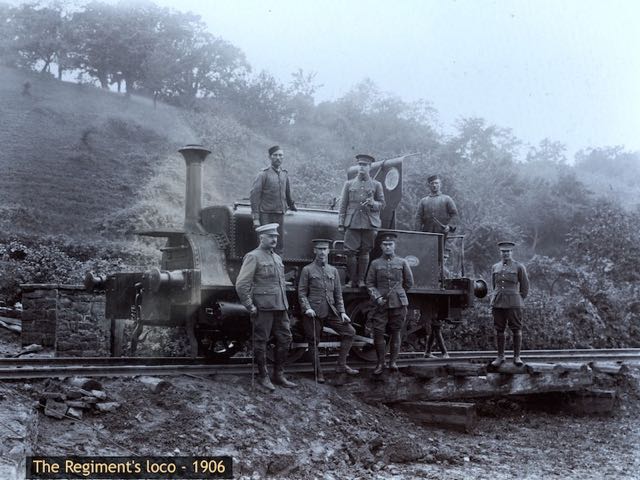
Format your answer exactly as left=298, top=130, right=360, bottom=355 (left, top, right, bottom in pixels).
left=414, top=174, right=458, bottom=245
left=338, top=154, right=385, bottom=287
left=365, top=232, right=414, bottom=375
left=250, top=146, right=297, bottom=255
left=235, top=223, right=297, bottom=391
left=490, top=241, right=530, bottom=368
left=298, top=239, right=359, bottom=383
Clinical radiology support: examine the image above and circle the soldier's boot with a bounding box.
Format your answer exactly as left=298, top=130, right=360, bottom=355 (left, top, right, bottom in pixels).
left=273, top=347, right=297, bottom=388
left=436, top=328, right=449, bottom=359
left=336, top=337, right=359, bottom=375
left=373, top=337, right=386, bottom=375
left=356, top=254, right=370, bottom=288
left=424, top=332, right=437, bottom=358
left=388, top=331, right=402, bottom=372
left=345, top=255, right=358, bottom=288
left=309, top=346, right=325, bottom=383
left=256, top=354, right=275, bottom=392
left=490, top=332, right=506, bottom=368
left=513, top=330, right=524, bottom=367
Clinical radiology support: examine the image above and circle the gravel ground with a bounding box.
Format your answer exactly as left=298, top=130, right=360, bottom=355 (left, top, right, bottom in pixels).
left=0, top=328, right=638, bottom=480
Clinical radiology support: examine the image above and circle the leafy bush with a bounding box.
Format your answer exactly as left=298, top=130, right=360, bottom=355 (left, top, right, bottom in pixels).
left=0, top=233, right=154, bottom=305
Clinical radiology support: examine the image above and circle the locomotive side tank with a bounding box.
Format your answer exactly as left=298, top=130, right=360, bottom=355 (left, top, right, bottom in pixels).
left=86, top=145, right=487, bottom=359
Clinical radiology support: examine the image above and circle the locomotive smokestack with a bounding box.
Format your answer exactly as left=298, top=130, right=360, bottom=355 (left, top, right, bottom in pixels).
left=178, top=144, right=211, bottom=231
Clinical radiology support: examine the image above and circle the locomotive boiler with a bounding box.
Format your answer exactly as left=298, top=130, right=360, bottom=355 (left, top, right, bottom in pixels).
left=86, top=145, right=487, bottom=360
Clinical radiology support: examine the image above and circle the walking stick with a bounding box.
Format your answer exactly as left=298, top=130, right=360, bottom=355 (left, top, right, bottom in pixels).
left=313, top=315, right=318, bottom=385
left=251, top=312, right=255, bottom=391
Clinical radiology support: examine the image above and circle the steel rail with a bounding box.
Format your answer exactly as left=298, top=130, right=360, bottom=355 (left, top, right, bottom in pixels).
left=3, top=348, right=639, bottom=367
left=0, top=349, right=638, bottom=379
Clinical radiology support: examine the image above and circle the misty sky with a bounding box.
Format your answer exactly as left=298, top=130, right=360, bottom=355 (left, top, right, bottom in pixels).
left=153, top=0, right=639, bottom=159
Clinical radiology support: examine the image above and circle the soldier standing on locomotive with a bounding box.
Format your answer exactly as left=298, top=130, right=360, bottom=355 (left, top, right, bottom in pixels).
left=250, top=146, right=297, bottom=255
left=414, top=174, right=458, bottom=245
left=365, top=232, right=414, bottom=375
left=424, top=247, right=451, bottom=359
left=338, top=154, right=385, bottom=288
left=298, top=239, right=359, bottom=383
left=235, top=223, right=297, bottom=391
left=490, top=241, right=530, bottom=368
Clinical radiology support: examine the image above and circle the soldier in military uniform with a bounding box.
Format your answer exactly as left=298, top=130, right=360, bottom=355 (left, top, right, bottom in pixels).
left=235, top=223, right=297, bottom=391
left=414, top=174, right=458, bottom=244
left=338, top=154, right=385, bottom=287
left=250, top=146, right=297, bottom=255
left=298, top=239, right=359, bottom=383
left=365, top=232, right=414, bottom=374
left=490, top=241, right=530, bottom=367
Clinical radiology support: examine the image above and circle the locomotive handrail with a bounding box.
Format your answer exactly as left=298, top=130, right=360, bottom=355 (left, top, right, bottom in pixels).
left=135, top=228, right=186, bottom=237
left=232, top=201, right=339, bottom=214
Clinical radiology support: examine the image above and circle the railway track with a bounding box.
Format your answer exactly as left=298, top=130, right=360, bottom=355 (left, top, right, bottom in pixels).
left=0, top=349, right=638, bottom=379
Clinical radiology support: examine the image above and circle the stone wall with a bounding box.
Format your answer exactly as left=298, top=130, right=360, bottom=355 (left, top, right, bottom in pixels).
left=21, top=284, right=109, bottom=356
left=21, top=285, right=58, bottom=347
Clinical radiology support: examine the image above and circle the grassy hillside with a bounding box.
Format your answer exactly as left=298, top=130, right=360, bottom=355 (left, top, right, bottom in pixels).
left=0, top=66, right=200, bottom=239
left=0, top=67, right=315, bottom=242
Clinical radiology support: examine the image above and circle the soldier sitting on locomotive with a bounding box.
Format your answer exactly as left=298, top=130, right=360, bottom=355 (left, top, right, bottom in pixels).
left=365, top=231, right=414, bottom=375
left=298, top=239, right=360, bottom=383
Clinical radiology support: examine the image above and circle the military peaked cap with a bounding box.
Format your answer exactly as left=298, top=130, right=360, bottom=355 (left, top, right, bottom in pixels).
left=427, top=174, right=441, bottom=183
left=355, top=154, right=375, bottom=164
left=497, top=241, right=516, bottom=249
left=312, top=239, right=332, bottom=248
left=256, top=223, right=280, bottom=235
left=378, top=231, right=398, bottom=242
left=268, top=145, right=282, bottom=156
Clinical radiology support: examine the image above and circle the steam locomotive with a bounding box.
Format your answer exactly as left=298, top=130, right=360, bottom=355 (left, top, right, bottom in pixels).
left=86, top=145, right=487, bottom=361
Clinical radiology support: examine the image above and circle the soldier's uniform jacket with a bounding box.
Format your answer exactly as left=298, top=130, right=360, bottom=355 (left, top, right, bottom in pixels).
left=298, top=262, right=346, bottom=319
left=250, top=166, right=295, bottom=220
left=338, top=177, right=385, bottom=229
left=235, top=247, right=288, bottom=311
left=414, top=193, right=458, bottom=232
left=366, top=255, right=414, bottom=308
left=490, top=260, right=529, bottom=308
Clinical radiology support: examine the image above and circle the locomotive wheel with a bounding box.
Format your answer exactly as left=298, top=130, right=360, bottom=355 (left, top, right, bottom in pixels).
left=347, top=299, right=386, bottom=363
left=197, top=335, right=243, bottom=362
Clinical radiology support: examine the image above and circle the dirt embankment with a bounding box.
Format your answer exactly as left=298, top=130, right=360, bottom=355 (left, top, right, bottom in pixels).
left=0, top=371, right=638, bottom=478
left=0, top=329, right=639, bottom=480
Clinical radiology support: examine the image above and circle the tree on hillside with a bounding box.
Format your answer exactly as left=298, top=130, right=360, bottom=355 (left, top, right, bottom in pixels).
left=230, top=70, right=292, bottom=128
left=567, top=200, right=640, bottom=283
left=575, top=146, right=640, bottom=186
left=0, top=3, right=18, bottom=66
left=70, top=2, right=121, bottom=88
left=139, top=8, right=249, bottom=105
left=526, top=138, right=568, bottom=165
left=7, top=2, right=69, bottom=74
left=505, top=172, right=590, bottom=258
left=71, top=1, right=162, bottom=91
left=286, top=68, right=322, bottom=124
left=315, top=79, right=439, bottom=157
